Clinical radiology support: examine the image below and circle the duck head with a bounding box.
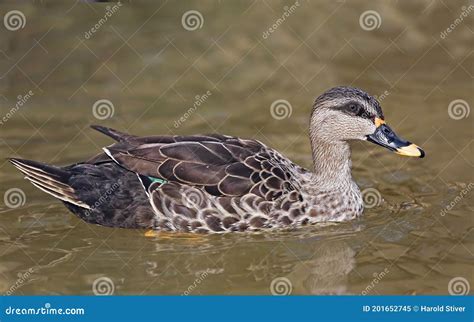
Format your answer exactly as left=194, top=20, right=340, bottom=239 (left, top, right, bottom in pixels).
left=310, top=86, right=424, bottom=158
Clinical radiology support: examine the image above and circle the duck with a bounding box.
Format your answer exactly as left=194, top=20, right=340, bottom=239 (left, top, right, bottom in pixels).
left=9, top=86, right=424, bottom=233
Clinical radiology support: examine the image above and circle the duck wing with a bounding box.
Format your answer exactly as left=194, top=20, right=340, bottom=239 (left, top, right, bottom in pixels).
left=101, top=132, right=299, bottom=200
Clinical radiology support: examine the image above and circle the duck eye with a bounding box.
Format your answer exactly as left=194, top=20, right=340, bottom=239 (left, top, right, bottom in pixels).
left=348, top=104, right=364, bottom=116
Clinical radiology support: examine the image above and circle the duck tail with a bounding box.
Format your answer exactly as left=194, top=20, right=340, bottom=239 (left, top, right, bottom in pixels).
left=90, top=125, right=135, bottom=142
left=8, top=158, right=91, bottom=209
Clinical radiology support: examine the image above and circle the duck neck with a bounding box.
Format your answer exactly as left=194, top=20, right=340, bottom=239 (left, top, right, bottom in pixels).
left=309, top=138, right=354, bottom=190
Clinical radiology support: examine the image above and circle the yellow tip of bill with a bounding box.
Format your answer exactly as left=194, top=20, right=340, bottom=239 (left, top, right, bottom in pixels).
left=395, top=143, right=425, bottom=158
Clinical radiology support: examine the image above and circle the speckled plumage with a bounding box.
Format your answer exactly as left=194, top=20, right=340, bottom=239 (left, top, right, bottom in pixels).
left=10, top=86, right=424, bottom=233
left=102, top=133, right=363, bottom=232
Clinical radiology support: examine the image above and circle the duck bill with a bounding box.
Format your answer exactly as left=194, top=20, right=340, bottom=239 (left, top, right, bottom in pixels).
left=366, top=121, right=425, bottom=158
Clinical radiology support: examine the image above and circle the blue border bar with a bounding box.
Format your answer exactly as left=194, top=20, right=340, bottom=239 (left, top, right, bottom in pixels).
left=0, top=296, right=472, bottom=322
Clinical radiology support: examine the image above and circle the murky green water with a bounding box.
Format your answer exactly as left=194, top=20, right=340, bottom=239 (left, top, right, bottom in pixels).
left=0, top=1, right=472, bottom=295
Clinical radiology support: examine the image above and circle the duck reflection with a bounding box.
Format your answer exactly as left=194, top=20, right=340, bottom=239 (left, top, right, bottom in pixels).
left=140, top=228, right=356, bottom=295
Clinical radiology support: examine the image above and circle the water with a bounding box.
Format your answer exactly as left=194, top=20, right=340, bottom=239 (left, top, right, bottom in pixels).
left=0, top=1, right=472, bottom=295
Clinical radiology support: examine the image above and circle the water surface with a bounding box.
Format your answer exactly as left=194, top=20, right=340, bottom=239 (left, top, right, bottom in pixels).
left=0, top=0, right=472, bottom=295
